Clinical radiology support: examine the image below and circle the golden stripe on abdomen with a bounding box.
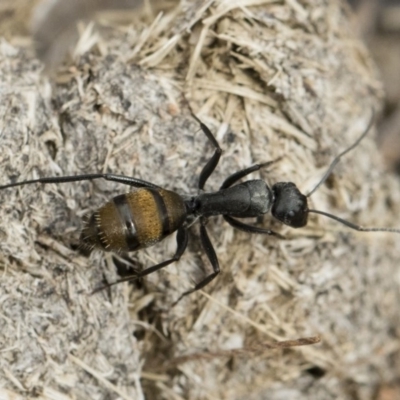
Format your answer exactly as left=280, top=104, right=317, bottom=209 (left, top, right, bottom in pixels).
left=124, top=189, right=163, bottom=248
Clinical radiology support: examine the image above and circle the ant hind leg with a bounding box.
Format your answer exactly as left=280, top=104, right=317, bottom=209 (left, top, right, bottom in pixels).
left=91, top=228, right=189, bottom=294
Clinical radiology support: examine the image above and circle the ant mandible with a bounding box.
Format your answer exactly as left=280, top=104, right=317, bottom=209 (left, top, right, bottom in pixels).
left=0, top=105, right=398, bottom=304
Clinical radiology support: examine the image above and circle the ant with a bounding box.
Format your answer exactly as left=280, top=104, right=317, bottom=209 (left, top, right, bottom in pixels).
left=0, top=106, right=398, bottom=304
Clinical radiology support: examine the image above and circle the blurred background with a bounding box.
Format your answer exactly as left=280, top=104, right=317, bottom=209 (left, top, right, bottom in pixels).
left=348, top=0, right=400, bottom=175
left=0, top=0, right=399, bottom=173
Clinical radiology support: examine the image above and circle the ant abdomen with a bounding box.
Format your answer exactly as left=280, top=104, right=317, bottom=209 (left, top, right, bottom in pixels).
left=80, top=188, right=187, bottom=253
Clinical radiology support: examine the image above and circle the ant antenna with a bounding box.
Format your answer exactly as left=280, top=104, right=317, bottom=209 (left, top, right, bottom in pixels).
left=304, top=109, right=400, bottom=234
left=306, top=109, right=376, bottom=197
left=308, top=209, right=400, bottom=234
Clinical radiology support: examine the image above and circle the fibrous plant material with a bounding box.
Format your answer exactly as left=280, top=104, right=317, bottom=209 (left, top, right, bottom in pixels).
left=0, top=1, right=399, bottom=399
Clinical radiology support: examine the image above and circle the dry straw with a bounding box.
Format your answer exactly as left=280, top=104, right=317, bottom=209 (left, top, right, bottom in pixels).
left=0, top=0, right=399, bottom=399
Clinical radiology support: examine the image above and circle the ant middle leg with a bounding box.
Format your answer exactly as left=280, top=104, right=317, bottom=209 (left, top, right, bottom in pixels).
left=220, top=157, right=283, bottom=189
left=172, top=217, right=220, bottom=305
left=187, top=107, right=222, bottom=190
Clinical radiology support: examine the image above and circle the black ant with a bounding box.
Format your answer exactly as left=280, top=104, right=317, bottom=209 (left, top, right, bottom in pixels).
left=0, top=107, right=398, bottom=304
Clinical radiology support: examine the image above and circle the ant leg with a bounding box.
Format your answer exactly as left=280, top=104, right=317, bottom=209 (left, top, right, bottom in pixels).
left=188, top=110, right=222, bottom=190
left=91, top=228, right=188, bottom=294
left=224, top=215, right=285, bottom=239
left=0, top=174, right=161, bottom=190
left=172, top=218, right=220, bottom=305
left=220, top=157, right=282, bottom=189
left=111, top=253, right=141, bottom=278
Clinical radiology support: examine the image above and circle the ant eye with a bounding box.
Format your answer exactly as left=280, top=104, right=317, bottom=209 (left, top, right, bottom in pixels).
left=271, top=182, right=308, bottom=228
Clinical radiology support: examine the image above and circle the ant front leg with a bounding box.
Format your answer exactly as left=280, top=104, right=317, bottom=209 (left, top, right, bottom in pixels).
left=224, top=215, right=285, bottom=239
left=188, top=109, right=222, bottom=190
left=172, top=217, right=220, bottom=306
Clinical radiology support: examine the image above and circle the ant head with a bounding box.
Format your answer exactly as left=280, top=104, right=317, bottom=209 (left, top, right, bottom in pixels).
left=271, top=182, right=309, bottom=228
